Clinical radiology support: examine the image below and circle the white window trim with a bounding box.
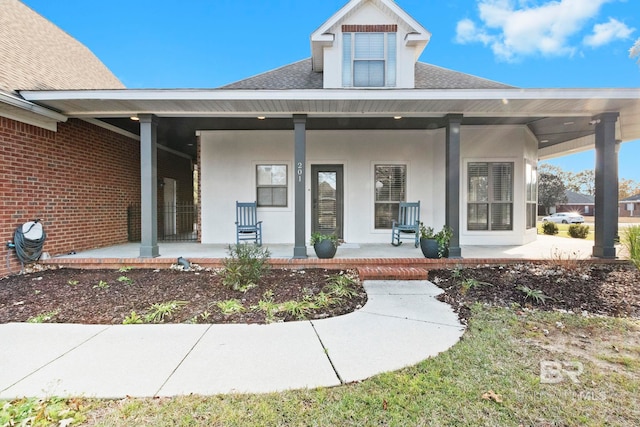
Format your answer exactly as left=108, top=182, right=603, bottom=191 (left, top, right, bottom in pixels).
left=252, top=161, right=293, bottom=212
left=342, top=32, right=397, bottom=88
left=371, top=161, right=409, bottom=233
left=463, top=158, right=517, bottom=234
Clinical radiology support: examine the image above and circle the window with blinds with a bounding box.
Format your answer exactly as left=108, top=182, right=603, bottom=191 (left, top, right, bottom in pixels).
left=343, top=32, right=396, bottom=87
left=525, top=161, right=538, bottom=229
left=374, top=165, right=406, bottom=229
left=467, top=162, right=513, bottom=231
left=256, top=165, right=287, bottom=207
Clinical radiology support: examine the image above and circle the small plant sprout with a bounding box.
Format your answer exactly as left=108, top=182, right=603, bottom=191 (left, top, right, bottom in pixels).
left=118, top=266, right=134, bottom=272
left=281, top=298, right=317, bottom=320
left=27, top=310, right=59, bottom=323
left=144, top=301, right=188, bottom=323
left=67, top=279, right=79, bottom=286
left=117, top=276, right=134, bottom=285
left=216, top=299, right=245, bottom=315
left=517, top=285, right=551, bottom=304
left=460, top=278, right=492, bottom=294
left=325, top=273, right=358, bottom=299
left=93, top=280, right=109, bottom=290
left=123, top=311, right=143, bottom=324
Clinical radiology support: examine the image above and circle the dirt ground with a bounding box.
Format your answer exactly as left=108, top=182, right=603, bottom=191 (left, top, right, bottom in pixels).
left=0, top=266, right=367, bottom=324
left=1, top=261, right=639, bottom=326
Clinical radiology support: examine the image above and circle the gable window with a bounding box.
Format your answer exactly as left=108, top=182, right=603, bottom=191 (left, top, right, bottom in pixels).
left=467, top=162, right=514, bottom=231
left=343, top=28, right=396, bottom=88
left=256, top=165, right=287, bottom=207
left=374, top=164, right=406, bottom=229
left=525, top=161, right=537, bottom=229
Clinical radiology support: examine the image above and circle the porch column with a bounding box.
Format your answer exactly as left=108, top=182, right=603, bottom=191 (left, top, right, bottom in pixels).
left=293, top=114, right=308, bottom=258
left=139, top=114, right=159, bottom=258
left=445, top=114, right=463, bottom=258
left=592, top=112, right=620, bottom=258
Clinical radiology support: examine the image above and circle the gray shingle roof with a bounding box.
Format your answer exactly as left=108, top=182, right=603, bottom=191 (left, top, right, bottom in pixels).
left=0, top=0, right=124, bottom=94
left=621, top=193, right=640, bottom=202
left=565, top=190, right=595, bottom=204
left=220, top=58, right=515, bottom=90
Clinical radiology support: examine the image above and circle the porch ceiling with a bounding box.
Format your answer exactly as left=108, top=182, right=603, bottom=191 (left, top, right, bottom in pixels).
left=19, top=88, right=640, bottom=159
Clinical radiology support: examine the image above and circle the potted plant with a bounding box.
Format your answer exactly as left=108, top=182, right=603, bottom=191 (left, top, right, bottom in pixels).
left=419, top=223, right=453, bottom=258
left=310, top=232, right=339, bottom=259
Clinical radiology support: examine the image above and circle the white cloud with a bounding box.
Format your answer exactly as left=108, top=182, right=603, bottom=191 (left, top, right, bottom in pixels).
left=583, top=18, right=634, bottom=47
left=455, top=0, right=627, bottom=61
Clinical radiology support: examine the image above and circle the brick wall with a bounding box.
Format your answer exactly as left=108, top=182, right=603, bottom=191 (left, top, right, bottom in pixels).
left=0, top=117, right=141, bottom=277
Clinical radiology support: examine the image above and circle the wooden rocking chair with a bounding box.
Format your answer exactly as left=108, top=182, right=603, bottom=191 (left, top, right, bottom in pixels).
left=391, top=201, right=420, bottom=247
left=235, top=201, right=262, bottom=246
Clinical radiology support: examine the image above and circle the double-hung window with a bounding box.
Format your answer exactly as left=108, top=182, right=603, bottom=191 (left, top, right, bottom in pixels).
left=374, top=164, right=406, bottom=229
left=467, top=162, right=514, bottom=231
left=256, top=165, right=287, bottom=207
left=343, top=30, right=396, bottom=87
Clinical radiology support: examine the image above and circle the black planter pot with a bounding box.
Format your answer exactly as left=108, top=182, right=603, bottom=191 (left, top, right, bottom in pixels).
left=313, top=239, right=337, bottom=259
left=420, top=238, right=439, bottom=258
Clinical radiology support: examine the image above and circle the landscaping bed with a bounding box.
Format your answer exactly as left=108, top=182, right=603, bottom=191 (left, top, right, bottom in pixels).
left=0, top=267, right=366, bottom=325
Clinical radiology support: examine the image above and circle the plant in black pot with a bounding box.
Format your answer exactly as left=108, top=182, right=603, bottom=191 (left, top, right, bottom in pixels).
left=310, top=232, right=339, bottom=259
left=419, top=223, right=453, bottom=258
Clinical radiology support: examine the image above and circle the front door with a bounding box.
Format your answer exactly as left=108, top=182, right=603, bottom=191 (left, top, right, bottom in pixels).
left=311, top=165, right=343, bottom=238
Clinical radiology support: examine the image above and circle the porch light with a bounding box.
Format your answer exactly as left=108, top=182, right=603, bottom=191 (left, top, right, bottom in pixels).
left=130, top=116, right=139, bottom=121
left=257, top=116, right=266, bottom=120
left=394, top=116, right=402, bottom=120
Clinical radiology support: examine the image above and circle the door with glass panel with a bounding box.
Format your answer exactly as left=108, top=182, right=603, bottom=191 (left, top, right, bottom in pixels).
left=311, top=165, right=343, bottom=239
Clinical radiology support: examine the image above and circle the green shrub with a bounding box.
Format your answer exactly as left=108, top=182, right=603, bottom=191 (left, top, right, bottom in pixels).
left=622, top=225, right=640, bottom=269
left=541, top=221, right=559, bottom=235
left=221, top=243, right=271, bottom=292
left=568, top=224, right=589, bottom=239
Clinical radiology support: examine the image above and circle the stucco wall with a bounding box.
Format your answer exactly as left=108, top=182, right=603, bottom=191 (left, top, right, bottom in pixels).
left=199, top=126, right=536, bottom=246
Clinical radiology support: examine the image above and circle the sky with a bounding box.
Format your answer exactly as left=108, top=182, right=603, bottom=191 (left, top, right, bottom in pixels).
left=21, top=0, right=640, bottom=181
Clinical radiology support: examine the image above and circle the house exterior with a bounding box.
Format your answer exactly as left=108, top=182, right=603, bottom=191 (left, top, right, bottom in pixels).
left=3, top=0, right=640, bottom=274
left=619, top=194, right=640, bottom=218
left=554, top=190, right=595, bottom=216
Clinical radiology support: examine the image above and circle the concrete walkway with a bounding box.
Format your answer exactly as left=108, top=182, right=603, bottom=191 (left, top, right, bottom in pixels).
left=0, top=280, right=464, bottom=399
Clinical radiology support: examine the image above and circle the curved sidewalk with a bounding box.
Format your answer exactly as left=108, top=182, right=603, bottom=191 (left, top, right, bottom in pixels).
left=0, top=281, right=465, bottom=399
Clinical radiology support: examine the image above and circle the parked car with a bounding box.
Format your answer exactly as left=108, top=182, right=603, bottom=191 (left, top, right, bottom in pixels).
left=541, top=212, right=584, bottom=224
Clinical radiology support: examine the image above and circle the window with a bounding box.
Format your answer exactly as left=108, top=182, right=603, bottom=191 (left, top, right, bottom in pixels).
left=374, top=165, right=406, bottom=229
left=256, top=165, right=287, bottom=207
left=526, top=161, right=537, bottom=229
left=343, top=32, right=396, bottom=87
left=467, top=162, right=514, bottom=231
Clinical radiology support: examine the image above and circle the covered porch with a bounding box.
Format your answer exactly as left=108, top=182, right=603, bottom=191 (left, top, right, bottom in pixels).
left=21, top=88, right=640, bottom=261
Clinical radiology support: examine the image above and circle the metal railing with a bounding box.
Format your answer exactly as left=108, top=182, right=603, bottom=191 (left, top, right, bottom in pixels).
left=127, top=203, right=198, bottom=242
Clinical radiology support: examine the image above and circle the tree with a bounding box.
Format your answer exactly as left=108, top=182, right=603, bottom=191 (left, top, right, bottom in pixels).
left=566, top=170, right=595, bottom=196
left=619, top=178, right=640, bottom=200
left=538, top=172, right=567, bottom=215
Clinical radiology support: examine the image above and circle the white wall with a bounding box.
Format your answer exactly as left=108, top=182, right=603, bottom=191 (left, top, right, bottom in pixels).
left=199, top=126, right=536, bottom=246
left=322, top=2, right=418, bottom=89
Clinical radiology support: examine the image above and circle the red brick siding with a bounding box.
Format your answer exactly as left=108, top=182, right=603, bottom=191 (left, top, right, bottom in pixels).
left=342, top=24, right=398, bottom=32
left=0, top=117, right=141, bottom=276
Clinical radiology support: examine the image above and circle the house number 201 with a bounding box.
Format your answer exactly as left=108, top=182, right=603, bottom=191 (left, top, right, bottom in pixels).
left=297, top=162, right=304, bottom=182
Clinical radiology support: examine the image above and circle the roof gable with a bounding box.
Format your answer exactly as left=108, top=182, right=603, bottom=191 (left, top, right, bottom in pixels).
left=0, top=0, right=124, bottom=94
left=310, top=0, right=430, bottom=72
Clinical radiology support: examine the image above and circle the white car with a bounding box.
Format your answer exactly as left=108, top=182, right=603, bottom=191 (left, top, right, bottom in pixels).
left=541, top=212, right=585, bottom=224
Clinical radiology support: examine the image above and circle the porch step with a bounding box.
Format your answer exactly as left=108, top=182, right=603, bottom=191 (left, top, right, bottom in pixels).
left=357, top=266, right=429, bottom=281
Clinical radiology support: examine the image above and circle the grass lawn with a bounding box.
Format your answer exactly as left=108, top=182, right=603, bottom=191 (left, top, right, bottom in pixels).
left=4, top=306, right=637, bottom=426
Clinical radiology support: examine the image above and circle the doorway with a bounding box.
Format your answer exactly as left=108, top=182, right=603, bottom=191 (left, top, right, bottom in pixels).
left=311, top=165, right=343, bottom=238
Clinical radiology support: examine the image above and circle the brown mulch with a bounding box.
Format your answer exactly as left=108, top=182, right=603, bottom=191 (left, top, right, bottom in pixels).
left=0, top=267, right=367, bottom=325
left=429, top=262, right=640, bottom=324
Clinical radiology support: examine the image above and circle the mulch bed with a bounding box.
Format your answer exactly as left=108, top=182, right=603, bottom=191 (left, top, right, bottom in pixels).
left=429, top=262, right=640, bottom=324
left=0, top=267, right=367, bottom=325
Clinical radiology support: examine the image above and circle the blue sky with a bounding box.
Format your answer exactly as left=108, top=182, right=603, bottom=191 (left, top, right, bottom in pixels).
left=22, top=0, right=640, bottom=181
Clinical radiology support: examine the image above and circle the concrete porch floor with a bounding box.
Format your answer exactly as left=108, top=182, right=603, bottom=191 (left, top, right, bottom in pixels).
left=51, top=234, right=602, bottom=261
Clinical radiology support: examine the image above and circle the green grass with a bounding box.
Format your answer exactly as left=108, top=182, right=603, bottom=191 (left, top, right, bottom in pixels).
left=76, top=307, right=640, bottom=426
